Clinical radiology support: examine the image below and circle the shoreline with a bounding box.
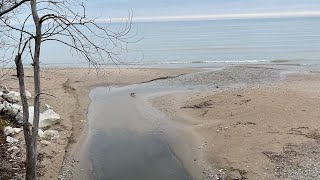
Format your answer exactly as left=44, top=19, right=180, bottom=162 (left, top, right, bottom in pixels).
left=0, top=67, right=200, bottom=179
left=149, top=66, right=320, bottom=179
left=1, top=65, right=320, bottom=179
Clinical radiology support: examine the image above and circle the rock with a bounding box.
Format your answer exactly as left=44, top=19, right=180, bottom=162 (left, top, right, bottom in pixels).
left=0, top=101, right=23, bottom=122
left=45, top=104, right=52, bottom=109
left=0, top=102, right=5, bottom=111
left=1, top=101, right=22, bottom=114
left=6, top=136, right=19, bottom=143
left=0, top=85, right=9, bottom=93
left=38, top=129, right=44, bottom=137
left=7, top=146, right=19, bottom=151
left=40, top=130, right=59, bottom=140
left=2, top=91, right=20, bottom=103
left=15, top=112, right=23, bottom=123
left=29, top=108, right=60, bottom=128
left=13, top=128, right=22, bottom=134
left=25, top=90, right=32, bottom=99
left=3, top=126, right=14, bottom=136
left=40, top=140, right=51, bottom=146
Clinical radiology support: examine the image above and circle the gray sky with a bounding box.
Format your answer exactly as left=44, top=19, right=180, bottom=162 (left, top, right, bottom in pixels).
left=85, top=0, right=320, bottom=21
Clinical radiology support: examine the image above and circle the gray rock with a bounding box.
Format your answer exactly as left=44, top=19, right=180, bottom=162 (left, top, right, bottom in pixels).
left=15, top=112, right=23, bottom=123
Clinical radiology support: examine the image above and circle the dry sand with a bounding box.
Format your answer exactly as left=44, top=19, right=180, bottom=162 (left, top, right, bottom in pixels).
left=151, top=68, right=320, bottom=179
left=0, top=67, right=198, bottom=180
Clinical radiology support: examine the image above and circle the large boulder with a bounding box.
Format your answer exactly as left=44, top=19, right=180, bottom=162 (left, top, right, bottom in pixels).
left=29, top=107, right=60, bottom=128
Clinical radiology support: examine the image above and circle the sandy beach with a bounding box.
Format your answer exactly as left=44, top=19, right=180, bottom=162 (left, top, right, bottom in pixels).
left=0, top=67, right=198, bottom=179
left=151, top=65, right=320, bottom=179
left=1, top=65, right=320, bottom=179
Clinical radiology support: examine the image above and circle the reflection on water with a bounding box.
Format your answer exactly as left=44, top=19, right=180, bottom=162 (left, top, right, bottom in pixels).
left=83, top=86, right=190, bottom=180
left=90, top=130, right=189, bottom=180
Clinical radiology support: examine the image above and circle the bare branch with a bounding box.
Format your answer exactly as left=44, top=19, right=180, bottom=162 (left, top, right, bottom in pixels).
left=0, top=0, right=30, bottom=17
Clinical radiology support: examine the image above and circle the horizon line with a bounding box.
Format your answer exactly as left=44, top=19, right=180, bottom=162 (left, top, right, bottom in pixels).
left=97, top=11, right=320, bottom=23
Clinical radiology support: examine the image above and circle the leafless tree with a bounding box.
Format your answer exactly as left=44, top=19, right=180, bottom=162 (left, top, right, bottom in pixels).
left=0, top=1, right=132, bottom=179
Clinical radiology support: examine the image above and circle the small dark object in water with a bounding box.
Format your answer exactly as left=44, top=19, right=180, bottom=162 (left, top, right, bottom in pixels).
left=130, top=92, right=136, bottom=97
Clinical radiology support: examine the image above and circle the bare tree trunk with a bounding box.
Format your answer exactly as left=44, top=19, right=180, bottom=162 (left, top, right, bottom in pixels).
left=15, top=54, right=35, bottom=179
left=27, top=0, right=42, bottom=179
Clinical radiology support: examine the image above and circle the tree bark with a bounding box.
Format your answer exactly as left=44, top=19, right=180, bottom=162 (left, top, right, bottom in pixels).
left=27, top=0, right=42, bottom=179
left=15, top=54, right=35, bottom=179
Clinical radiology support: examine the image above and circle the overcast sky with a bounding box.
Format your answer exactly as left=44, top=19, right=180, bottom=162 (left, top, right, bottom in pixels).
left=85, top=0, right=320, bottom=21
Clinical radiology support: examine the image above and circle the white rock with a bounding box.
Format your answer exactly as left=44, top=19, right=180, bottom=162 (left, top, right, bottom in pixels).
left=11, top=103, right=22, bottom=110
left=25, top=90, right=32, bottom=99
left=38, top=129, right=44, bottom=137
left=3, top=126, right=14, bottom=136
left=40, top=140, right=51, bottom=145
left=40, top=130, right=59, bottom=140
left=8, top=91, right=20, bottom=97
left=3, top=91, right=20, bottom=103
left=45, top=104, right=52, bottom=109
left=29, top=108, right=60, bottom=128
left=13, top=128, right=22, bottom=134
left=6, top=136, right=19, bottom=143
left=7, top=146, right=19, bottom=151
left=2, top=101, right=22, bottom=115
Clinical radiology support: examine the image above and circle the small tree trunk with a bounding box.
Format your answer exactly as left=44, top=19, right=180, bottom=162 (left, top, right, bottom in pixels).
left=28, top=1, right=42, bottom=179
left=14, top=54, right=36, bottom=179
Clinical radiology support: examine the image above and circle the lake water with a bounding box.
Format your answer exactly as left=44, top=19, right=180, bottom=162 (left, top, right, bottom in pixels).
left=78, top=86, right=191, bottom=180
left=37, top=17, right=320, bottom=67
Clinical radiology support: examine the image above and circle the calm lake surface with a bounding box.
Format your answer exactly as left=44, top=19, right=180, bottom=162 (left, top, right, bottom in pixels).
left=38, top=17, right=320, bottom=67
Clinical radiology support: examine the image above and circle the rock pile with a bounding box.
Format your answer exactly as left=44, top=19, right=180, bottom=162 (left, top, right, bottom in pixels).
left=0, top=86, right=60, bottom=179
left=0, top=85, right=61, bottom=143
